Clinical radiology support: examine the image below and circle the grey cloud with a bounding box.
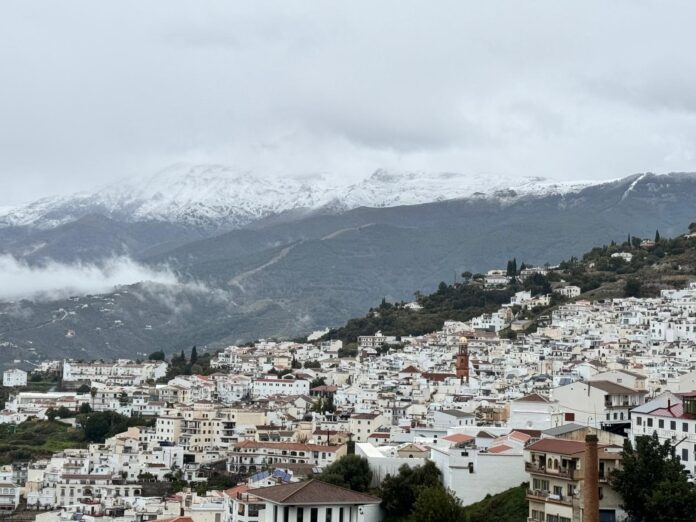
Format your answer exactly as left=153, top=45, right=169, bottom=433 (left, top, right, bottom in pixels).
left=1, top=1, right=696, bottom=204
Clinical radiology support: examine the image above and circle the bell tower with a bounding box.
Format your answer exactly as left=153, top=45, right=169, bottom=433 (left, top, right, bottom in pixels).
left=455, top=336, right=469, bottom=384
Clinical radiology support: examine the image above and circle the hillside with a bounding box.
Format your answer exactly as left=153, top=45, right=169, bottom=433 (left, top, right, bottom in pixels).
left=323, top=225, right=696, bottom=344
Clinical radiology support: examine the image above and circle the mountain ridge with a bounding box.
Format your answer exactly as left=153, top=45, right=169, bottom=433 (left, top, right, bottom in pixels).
left=0, top=165, right=586, bottom=230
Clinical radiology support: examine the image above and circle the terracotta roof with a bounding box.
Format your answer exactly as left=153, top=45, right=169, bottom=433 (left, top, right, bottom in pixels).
left=400, top=365, right=421, bottom=373
left=224, top=485, right=250, bottom=497
left=442, top=433, right=474, bottom=443
left=526, top=438, right=586, bottom=455
left=249, top=479, right=381, bottom=505
left=488, top=444, right=513, bottom=454
left=420, top=372, right=456, bottom=382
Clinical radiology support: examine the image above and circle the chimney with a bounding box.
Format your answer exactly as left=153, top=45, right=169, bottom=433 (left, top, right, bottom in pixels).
left=583, top=434, right=599, bottom=522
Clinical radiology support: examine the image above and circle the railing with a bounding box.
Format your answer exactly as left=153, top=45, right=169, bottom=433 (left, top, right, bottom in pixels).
left=526, top=489, right=573, bottom=506
left=525, top=462, right=576, bottom=480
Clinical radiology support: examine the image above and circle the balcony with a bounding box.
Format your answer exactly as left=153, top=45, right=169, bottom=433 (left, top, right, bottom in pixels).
left=525, top=462, right=577, bottom=480
left=526, top=489, right=573, bottom=507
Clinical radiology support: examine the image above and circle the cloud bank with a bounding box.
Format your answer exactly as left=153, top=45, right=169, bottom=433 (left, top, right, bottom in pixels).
left=0, top=255, right=178, bottom=301
left=2, top=2, right=696, bottom=204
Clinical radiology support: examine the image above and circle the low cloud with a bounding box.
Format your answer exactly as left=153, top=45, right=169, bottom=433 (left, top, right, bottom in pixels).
left=0, top=255, right=178, bottom=301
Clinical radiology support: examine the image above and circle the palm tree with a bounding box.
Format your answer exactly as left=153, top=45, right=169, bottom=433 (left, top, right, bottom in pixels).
left=90, top=387, right=97, bottom=410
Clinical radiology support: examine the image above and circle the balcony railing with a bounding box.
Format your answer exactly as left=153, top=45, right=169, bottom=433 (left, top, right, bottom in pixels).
left=525, top=462, right=576, bottom=480
left=526, top=489, right=573, bottom=506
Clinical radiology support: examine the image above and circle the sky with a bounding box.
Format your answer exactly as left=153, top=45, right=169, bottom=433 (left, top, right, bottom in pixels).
left=2, top=1, right=696, bottom=206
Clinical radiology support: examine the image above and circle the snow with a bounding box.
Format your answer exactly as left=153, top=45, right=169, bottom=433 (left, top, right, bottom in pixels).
left=0, top=164, right=587, bottom=229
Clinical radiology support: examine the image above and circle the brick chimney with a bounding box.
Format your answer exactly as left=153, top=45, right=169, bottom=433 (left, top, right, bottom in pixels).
left=583, top=434, right=599, bottom=522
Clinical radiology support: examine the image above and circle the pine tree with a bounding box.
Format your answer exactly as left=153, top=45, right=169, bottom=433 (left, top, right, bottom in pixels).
left=190, top=346, right=198, bottom=365
left=655, top=229, right=661, bottom=242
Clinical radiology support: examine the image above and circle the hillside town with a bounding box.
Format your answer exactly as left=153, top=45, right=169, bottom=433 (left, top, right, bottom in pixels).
left=1, top=254, right=696, bottom=522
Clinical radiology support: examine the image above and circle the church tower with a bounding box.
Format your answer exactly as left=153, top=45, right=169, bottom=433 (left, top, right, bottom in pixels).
left=456, top=336, right=469, bottom=384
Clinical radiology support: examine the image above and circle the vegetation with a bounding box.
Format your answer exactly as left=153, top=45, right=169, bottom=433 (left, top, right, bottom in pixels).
left=319, top=454, right=372, bottom=492
left=380, top=461, right=452, bottom=520
left=161, top=346, right=218, bottom=380
left=611, top=432, right=696, bottom=522
left=327, top=285, right=514, bottom=343
left=0, top=420, right=86, bottom=464
left=460, top=484, right=528, bottom=522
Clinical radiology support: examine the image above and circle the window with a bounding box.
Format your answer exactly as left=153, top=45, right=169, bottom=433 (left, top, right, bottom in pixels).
left=297, top=508, right=304, bottom=522
left=326, top=508, right=332, bottom=522
left=647, top=418, right=653, bottom=427
left=636, top=416, right=642, bottom=425
left=683, top=449, right=689, bottom=462
left=671, top=421, right=677, bottom=430
left=659, top=419, right=664, bottom=429
left=311, top=508, right=318, bottom=522
left=684, top=423, right=689, bottom=433
left=338, top=508, right=343, bottom=522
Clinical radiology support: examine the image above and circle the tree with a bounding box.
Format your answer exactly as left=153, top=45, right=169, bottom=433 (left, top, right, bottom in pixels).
left=523, top=273, right=552, bottom=297
left=90, top=387, right=97, bottom=410
left=409, top=485, right=464, bottom=522
left=655, top=229, right=661, bottom=243
left=310, top=376, right=326, bottom=389
left=506, top=258, right=517, bottom=277
left=76, top=384, right=91, bottom=394
left=624, top=279, right=642, bottom=298
left=381, top=461, right=442, bottom=518
left=148, top=350, right=165, bottom=361
left=304, top=360, right=321, bottom=369
left=46, top=407, right=57, bottom=422
left=190, top=346, right=198, bottom=366
left=56, top=406, right=72, bottom=418
left=79, top=402, right=92, bottom=414
left=319, top=454, right=372, bottom=492
left=611, top=432, right=696, bottom=522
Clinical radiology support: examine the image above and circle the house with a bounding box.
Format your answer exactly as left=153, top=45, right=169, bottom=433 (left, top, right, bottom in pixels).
left=553, top=286, right=581, bottom=299
left=432, top=409, right=476, bottom=429
left=508, top=393, right=562, bottom=430
left=349, top=413, right=386, bottom=443
left=229, top=479, right=382, bottom=522
left=2, top=369, right=27, bottom=388
left=629, top=392, right=696, bottom=476
left=552, top=380, right=647, bottom=429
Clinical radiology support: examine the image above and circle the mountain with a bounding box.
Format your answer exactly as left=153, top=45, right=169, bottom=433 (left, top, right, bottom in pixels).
left=0, top=171, right=694, bottom=365
left=0, top=164, right=578, bottom=231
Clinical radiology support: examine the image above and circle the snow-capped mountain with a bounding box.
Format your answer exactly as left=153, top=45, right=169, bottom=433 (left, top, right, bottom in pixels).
left=0, top=164, right=583, bottom=229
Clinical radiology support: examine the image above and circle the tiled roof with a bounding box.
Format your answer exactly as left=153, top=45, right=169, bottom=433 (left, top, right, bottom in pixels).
left=249, top=479, right=381, bottom=505
left=488, top=444, right=513, bottom=454
left=515, top=393, right=550, bottom=403
left=442, top=433, right=475, bottom=443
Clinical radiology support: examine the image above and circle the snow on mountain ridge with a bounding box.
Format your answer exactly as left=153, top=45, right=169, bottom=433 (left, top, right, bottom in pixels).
left=0, top=165, right=584, bottom=229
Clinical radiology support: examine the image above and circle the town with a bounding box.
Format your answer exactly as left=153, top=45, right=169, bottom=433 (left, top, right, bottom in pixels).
left=0, top=231, right=695, bottom=522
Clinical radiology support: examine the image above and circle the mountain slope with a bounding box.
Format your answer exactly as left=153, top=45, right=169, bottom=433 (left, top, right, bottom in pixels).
left=0, top=172, right=694, bottom=364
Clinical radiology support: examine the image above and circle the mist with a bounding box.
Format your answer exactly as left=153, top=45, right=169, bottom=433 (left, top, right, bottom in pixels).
left=0, top=255, right=179, bottom=301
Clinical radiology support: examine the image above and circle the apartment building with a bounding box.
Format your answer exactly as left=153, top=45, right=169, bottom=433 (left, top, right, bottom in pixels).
left=525, top=438, right=624, bottom=522
left=228, top=441, right=346, bottom=473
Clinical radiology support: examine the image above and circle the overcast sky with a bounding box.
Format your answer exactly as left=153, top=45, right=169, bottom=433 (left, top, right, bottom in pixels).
left=2, top=1, right=696, bottom=205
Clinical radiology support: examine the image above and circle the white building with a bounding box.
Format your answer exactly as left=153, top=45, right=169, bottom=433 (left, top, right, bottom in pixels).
left=2, top=369, right=27, bottom=388
left=230, top=479, right=381, bottom=522
left=251, top=376, right=310, bottom=398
